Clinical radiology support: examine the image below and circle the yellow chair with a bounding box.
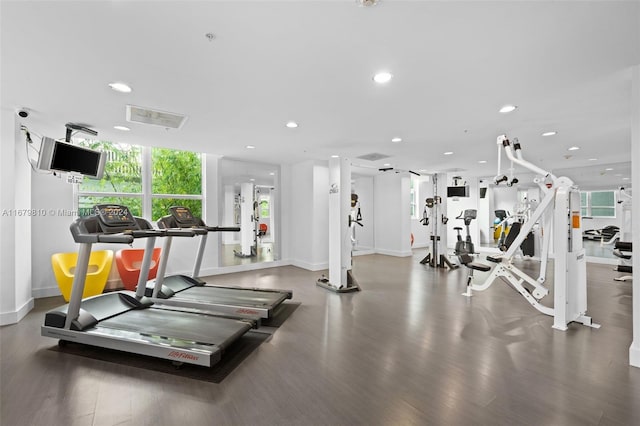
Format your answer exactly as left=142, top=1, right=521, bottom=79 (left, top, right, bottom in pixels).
left=51, top=250, right=114, bottom=302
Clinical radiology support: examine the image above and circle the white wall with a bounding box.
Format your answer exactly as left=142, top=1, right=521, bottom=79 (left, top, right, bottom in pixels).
left=0, top=110, right=35, bottom=324
left=287, top=160, right=330, bottom=270
left=373, top=172, right=412, bottom=257
left=312, top=163, right=329, bottom=265
left=277, top=165, right=291, bottom=263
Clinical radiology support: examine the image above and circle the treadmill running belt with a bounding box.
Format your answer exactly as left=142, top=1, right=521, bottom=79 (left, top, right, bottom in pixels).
left=176, top=286, right=288, bottom=308
left=101, top=309, right=250, bottom=349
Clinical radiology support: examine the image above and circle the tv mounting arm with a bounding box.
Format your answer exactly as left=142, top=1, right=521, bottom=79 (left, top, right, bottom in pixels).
left=65, top=123, right=98, bottom=142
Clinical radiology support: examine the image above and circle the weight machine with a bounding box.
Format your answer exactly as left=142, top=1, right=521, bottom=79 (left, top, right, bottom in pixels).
left=420, top=174, right=457, bottom=269
left=350, top=193, right=364, bottom=246
left=462, top=135, right=599, bottom=331
left=454, top=209, right=477, bottom=255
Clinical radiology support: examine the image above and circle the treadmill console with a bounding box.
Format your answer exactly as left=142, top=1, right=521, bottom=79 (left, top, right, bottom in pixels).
left=169, top=206, right=198, bottom=227
left=94, top=204, right=140, bottom=233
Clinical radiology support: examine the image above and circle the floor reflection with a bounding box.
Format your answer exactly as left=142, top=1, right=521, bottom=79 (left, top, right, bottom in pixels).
left=221, top=242, right=275, bottom=266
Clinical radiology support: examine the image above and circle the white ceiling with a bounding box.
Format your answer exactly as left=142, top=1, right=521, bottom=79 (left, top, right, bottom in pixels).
left=2, top=1, right=638, bottom=189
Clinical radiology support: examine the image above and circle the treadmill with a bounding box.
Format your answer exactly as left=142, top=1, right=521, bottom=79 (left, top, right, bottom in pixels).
left=42, top=204, right=254, bottom=367
left=146, top=206, right=293, bottom=320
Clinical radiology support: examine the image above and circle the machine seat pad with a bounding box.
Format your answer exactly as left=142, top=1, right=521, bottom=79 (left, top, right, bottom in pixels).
left=466, top=262, right=492, bottom=272
left=613, top=249, right=632, bottom=260
left=614, top=241, right=632, bottom=252
left=486, top=255, right=503, bottom=263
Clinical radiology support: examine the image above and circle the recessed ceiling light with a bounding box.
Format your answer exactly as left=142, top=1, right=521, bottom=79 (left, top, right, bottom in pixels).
left=246, top=145, right=256, bottom=149
left=478, top=160, right=487, bottom=164
left=286, top=121, right=298, bottom=128
left=269, top=172, right=275, bottom=176
left=331, top=155, right=340, bottom=158
left=114, top=125, right=130, bottom=131
left=391, top=137, right=402, bottom=143
left=373, top=72, right=393, bottom=84
left=444, top=151, right=454, bottom=155
left=250, top=178, right=255, bottom=182
left=499, top=104, right=517, bottom=113
left=605, top=167, right=614, bottom=171
left=622, top=177, right=630, bottom=180
left=383, top=163, right=391, bottom=167
left=542, top=131, right=557, bottom=137
left=588, top=158, right=598, bottom=161
left=568, top=146, right=580, bottom=151
left=108, top=82, right=132, bottom=93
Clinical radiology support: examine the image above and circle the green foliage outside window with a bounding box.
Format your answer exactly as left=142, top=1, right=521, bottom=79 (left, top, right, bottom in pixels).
left=78, top=141, right=142, bottom=194
left=152, top=198, right=202, bottom=221
left=151, top=148, right=201, bottom=195
left=151, top=147, right=202, bottom=220
left=259, top=199, right=269, bottom=218
left=78, top=196, right=142, bottom=217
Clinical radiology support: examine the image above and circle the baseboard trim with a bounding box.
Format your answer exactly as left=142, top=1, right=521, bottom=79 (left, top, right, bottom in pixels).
left=32, top=286, right=62, bottom=299
left=375, top=248, right=413, bottom=257
left=289, top=260, right=328, bottom=272
left=0, top=297, right=34, bottom=325
left=630, top=342, right=640, bottom=368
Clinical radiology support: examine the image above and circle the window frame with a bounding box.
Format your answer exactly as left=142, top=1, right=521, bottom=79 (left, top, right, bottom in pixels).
left=74, top=143, right=205, bottom=221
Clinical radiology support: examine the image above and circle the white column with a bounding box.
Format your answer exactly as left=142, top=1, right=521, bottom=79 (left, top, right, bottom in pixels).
left=240, top=182, right=254, bottom=256
left=203, top=154, right=220, bottom=268
left=328, top=157, right=351, bottom=287
left=630, top=65, right=640, bottom=368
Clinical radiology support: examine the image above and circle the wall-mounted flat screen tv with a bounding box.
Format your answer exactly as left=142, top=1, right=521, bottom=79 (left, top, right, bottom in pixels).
left=447, top=186, right=469, bottom=197
left=37, top=137, right=106, bottom=179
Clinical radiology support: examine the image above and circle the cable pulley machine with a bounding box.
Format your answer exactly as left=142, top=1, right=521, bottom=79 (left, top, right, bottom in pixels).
left=462, top=135, right=599, bottom=331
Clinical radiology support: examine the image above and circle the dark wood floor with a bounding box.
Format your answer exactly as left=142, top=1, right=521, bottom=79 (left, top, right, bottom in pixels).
left=2, top=251, right=639, bottom=425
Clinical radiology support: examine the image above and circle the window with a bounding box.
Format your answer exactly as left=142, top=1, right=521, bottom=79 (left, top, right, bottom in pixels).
left=410, top=176, right=418, bottom=218
left=580, top=190, right=616, bottom=218
left=259, top=199, right=270, bottom=219
left=76, top=141, right=203, bottom=220
left=77, top=141, right=142, bottom=216
left=151, top=147, right=202, bottom=220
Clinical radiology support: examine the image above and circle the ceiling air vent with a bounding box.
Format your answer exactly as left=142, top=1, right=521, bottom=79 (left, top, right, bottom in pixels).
left=356, top=153, right=390, bottom=162
left=126, top=105, right=188, bottom=129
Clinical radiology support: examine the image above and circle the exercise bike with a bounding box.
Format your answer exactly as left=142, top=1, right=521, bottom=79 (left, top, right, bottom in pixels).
left=454, top=209, right=476, bottom=255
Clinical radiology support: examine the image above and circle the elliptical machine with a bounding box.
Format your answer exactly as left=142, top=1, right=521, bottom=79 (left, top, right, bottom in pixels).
left=454, top=209, right=477, bottom=255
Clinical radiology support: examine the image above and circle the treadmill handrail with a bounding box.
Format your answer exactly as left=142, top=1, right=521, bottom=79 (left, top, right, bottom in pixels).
left=205, top=226, right=241, bottom=232
left=163, top=229, right=197, bottom=237
left=98, top=234, right=135, bottom=244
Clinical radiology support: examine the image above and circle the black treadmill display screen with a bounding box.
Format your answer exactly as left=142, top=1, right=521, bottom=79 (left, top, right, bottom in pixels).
left=170, top=206, right=197, bottom=226
left=94, top=204, right=137, bottom=227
